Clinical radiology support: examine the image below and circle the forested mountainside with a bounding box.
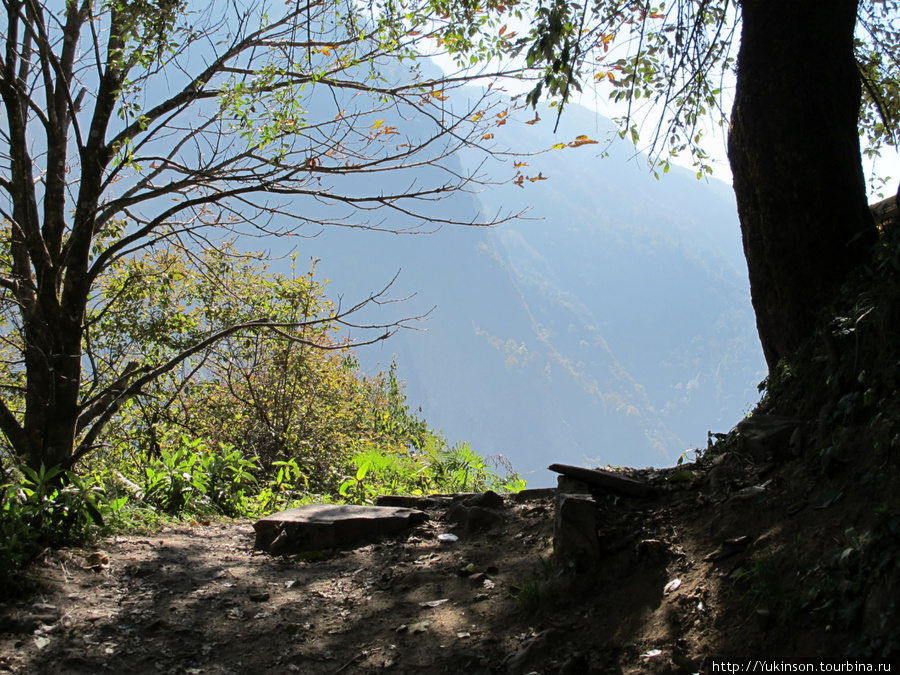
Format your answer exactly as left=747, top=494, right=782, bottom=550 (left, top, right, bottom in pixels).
left=288, top=100, right=766, bottom=485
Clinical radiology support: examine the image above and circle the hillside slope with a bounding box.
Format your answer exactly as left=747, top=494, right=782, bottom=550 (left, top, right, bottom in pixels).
left=300, top=101, right=765, bottom=485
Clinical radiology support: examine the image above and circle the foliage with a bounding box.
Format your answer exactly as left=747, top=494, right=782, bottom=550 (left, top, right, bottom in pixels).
left=139, top=437, right=257, bottom=516
left=0, top=464, right=124, bottom=597
left=75, top=242, right=521, bottom=516
left=0, top=0, right=526, bottom=477
left=0, top=236, right=523, bottom=583
left=339, top=438, right=525, bottom=504
left=758, top=213, right=900, bottom=429
left=416, top=0, right=900, bottom=177
left=805, top=507, right=900, bottom=658
left=509, top=555, right=558, bottom=613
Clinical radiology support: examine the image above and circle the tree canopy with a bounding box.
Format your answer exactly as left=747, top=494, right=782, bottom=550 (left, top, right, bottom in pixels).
left=0, top=0, right=528, bottom=474
left=473, top=0, right=900, bottom=370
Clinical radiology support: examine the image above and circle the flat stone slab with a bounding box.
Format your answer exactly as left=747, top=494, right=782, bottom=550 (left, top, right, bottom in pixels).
left=548, top=463, right=656, bottom=498
left=253, top=504, right=427, bottom=555
left=376, top=494, right=456, bottom=509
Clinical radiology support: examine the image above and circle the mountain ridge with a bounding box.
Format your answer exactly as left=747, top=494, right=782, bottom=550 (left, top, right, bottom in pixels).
left=284, top=97, right=766, bottom=486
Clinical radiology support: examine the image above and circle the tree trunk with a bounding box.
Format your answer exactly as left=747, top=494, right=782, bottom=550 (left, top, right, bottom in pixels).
left=728, top=0, right=875, bottom=371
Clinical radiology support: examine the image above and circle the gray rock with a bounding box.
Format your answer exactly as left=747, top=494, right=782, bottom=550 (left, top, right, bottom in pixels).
left=376, top=494, right=453, bottom=509
left=557, top=475, right=591, bottom=495
left=553, top=494, right=600, bottom=569
left=465, top=506, right=505, bottom=531
left=446, top=501, right=470, bottom=526
left=511, top=487, right=557, bottom=502
left=548, top=463, right=656, bottom=497
left=446, top=503, right=505, bottom=531
left=465, top=490, right=506, bottom=509
left=736, top=415, right=803, bottom=462
left=253, top=504, right=427, bottom=555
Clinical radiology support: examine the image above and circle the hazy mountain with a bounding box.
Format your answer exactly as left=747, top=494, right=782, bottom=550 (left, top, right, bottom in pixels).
left=273, top=96, right=766, bottom=487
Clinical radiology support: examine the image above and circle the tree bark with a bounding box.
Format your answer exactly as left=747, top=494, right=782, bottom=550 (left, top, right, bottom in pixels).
left=728, top=0, right=875, bottom=371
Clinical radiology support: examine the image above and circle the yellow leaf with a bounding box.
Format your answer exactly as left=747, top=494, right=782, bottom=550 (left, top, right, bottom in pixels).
left=372, top=119, right=384, bottom=129
left=551, top=143, right=566, bottom=150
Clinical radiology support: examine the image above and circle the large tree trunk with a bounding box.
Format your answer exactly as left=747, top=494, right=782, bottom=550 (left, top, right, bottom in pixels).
left=728, top=0, right=875, bottom=371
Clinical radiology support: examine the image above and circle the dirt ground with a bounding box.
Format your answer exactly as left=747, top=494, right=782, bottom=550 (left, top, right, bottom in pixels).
left=0, top=440, right=890, bottom=674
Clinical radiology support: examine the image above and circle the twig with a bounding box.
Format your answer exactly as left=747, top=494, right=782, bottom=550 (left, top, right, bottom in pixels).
left=329, top=652, right=364, bottom=675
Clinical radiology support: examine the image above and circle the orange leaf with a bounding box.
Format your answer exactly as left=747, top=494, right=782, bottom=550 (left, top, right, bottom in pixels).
left=482, top=133, right=495, bottom=140
left=499, top=24, right=507, bottom=35
left=568, top=135, right=599, bottom=148
left=514, top=161, right=529, bottom=168
left=528, top=173, right=548, bottom=182
left=525, top=113, right=540, bottom=125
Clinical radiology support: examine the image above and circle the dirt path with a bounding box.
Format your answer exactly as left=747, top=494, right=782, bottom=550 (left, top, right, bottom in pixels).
left=0, top=447, right=879, bottom=674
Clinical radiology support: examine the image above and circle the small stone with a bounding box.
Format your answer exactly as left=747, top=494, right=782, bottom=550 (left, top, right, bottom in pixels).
left=464, top=506, right=504, bottom=532
left=664, top=578, right=682, bottom=595
left=465, top=490, right=505, bottom=509
left=82, top=552, right=110, bottom=570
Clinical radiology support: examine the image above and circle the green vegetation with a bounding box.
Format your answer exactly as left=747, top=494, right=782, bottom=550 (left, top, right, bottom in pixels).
left=0, top=245, right=522, bottom=596
left=733, top=216, right=900, bottom=657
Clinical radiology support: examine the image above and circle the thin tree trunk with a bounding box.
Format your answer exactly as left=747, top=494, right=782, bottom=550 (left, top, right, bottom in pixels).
left=728, top=0, right=875, bottom=371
